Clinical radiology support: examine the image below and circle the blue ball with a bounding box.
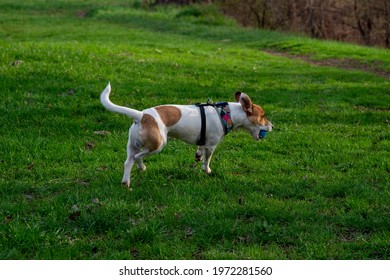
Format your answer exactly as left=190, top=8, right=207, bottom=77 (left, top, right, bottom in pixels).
left=259, top=130, right=267, bottom=139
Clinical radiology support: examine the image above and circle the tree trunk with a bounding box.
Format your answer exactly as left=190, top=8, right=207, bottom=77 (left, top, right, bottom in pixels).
left=353, top=0, right=373, bottom=45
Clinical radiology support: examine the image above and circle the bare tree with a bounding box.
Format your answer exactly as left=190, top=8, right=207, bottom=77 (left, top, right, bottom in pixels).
left=246, top=0, right=268, bottom=29
left=353, top=0, right=373, bottom=45
left=384, top=0, right=390, bottom=47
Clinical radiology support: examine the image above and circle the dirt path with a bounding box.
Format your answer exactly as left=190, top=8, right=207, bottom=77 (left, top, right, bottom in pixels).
left=265, top=50, right=390, bottom=79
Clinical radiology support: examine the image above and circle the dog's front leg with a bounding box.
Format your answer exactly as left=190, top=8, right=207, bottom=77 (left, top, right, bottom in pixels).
left=202, top=145, right=216, bottom=174
left=195, top=146, right=204, bottom=162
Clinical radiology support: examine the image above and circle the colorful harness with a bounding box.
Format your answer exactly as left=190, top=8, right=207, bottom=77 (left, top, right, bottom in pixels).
left=215, top=102, right=233, bottom=135
left=195, top=101, right=233, bottom=146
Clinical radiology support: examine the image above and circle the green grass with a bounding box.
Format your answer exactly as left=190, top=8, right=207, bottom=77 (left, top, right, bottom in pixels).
left=0, top=0, right=389, bottom=260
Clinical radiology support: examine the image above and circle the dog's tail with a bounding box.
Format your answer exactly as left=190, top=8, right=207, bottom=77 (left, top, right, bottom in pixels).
left=100, top=83, right=143, bottom=120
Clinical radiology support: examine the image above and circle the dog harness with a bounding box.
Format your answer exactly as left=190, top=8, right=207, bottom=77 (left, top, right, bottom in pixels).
left=195, top=102, right=233, bottom=146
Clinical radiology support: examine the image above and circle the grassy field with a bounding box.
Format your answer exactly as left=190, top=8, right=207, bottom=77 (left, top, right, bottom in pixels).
left=0, top=0, right=389, bottom=259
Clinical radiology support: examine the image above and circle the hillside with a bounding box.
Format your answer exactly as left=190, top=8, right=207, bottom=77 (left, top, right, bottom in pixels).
left=0, top=0, right=389, bottom=259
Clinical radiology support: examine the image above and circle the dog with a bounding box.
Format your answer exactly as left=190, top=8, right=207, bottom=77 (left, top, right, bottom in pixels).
left=100, top=83, right=272, bottom=187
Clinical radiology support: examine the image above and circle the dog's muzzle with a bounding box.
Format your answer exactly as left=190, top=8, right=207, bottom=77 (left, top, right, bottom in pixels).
left=259, top=122, right=273, bottom=139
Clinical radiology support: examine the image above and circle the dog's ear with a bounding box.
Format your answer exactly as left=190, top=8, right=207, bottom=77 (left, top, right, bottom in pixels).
left=234, top=92, right=242, bottom=102
left=235, top=92, right=253, bottom=115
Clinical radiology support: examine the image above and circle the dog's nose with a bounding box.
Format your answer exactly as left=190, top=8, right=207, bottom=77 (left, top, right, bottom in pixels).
left=268, top=122, right=273, bottom=132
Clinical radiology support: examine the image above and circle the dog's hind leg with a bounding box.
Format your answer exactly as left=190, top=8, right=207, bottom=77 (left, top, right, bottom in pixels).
left=122, top=126, right=142, bottom=188
left=134, top=143, right=164, bottom=164
left=122, top=139, right=139, bottom=188
left=122, top=144, right=163, bottom=187
left=135, top=158, right=146, bottom=172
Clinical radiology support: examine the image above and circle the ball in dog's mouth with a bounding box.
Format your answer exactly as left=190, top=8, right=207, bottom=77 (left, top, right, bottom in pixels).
left=259, top=130, right=267, bottom=139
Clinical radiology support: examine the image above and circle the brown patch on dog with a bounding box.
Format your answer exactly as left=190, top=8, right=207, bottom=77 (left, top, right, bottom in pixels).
left=140, top=114, right=163, bottom=151
left=155, top=106, right=181, bottom=127
left=236, top=92, right=270, bottom=125
left=249, top=104, right=269, bottom=126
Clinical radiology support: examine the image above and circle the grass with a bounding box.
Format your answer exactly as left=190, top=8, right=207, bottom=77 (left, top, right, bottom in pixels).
left=0, top=0, right=389, bottom=260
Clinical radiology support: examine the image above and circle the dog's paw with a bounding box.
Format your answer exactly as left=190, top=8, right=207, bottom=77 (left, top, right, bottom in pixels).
left=121, top=180, right=130, bottom=188
left=195, top=151, right=203, bottom=162
left=137, top=163, right=146, bottom=172
left=203, top=167, right=212, bottom=174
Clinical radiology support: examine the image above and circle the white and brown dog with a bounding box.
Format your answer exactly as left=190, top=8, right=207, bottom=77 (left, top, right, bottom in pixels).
left=100, top=83, right=272, bottom=187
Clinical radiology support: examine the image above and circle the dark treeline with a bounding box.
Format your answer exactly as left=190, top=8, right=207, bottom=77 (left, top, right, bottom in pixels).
left=150, top=0, right=390, bottom=48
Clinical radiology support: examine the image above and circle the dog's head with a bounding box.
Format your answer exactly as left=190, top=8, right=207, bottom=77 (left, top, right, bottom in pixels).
left=235, top=92, right=273, bottom=140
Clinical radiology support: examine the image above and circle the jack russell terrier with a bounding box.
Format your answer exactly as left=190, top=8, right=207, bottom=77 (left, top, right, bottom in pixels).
left=100, top=83, right=273, bottom=187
